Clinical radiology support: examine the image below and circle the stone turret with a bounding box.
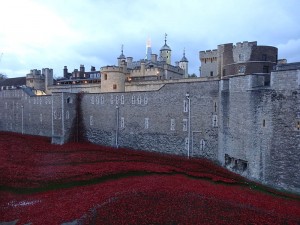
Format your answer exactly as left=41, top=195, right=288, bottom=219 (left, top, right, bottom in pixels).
left=160, top=33, right=171, bottom=64
left=118, top=45, right=126, bottom=66
left=43, top=68, right=53, bottom=94
left=179, top=49, right=189, bottom=78
left=100, top=66, right=125, bottom=93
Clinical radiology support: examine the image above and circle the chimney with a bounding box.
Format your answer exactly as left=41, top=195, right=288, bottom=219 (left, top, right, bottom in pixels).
left=63, top=66, right=68, bottom=78
left=151, top=54, right=157, bottom=63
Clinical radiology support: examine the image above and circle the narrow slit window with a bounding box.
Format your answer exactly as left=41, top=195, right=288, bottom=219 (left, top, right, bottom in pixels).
left=145, top=118, right=149, bottom=129
left=120, top=117, right=125, bottom=128
left=170, top=119, right=175, bottom=131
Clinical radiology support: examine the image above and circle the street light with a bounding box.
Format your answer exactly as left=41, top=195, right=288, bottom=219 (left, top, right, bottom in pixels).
left=115, top=106, right=119, bottom=148
left=186, top=93, right=191, bottom=158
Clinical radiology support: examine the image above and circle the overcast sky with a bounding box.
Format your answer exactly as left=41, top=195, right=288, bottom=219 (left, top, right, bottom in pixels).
left=0, top=0, right=300, bottom=78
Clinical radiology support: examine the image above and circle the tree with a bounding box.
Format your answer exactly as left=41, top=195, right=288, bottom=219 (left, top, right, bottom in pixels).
left=188, top=73, right=197, bottom=78
left=0, top=73, right=7, bottom=80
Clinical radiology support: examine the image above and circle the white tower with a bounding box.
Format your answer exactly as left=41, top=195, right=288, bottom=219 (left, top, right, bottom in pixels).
left=179, top=48, right=189, bottom=78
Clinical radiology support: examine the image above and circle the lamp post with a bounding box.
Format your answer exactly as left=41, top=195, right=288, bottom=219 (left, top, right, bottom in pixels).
left=115, top=106, right=119, bottom=148
left=186, top=93, right=191, bottom=158
left=21, top=105, right=24, bottom=134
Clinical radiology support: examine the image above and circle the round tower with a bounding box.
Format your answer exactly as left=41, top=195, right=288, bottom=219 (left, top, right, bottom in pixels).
left=100, top=66, right=125, bottom=93
left=160, top=33, right=171, bottom=64
left=179, top=49, right=189, bottom=78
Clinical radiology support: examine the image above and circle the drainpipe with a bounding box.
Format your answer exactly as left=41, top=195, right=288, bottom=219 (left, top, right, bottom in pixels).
left=115, top=106, right=119, bottom=148
left=186, top=93, right=191, bottom=158
left=61, top=92, right=64, bottom=140
left=51, top=95, right=54, bottom=137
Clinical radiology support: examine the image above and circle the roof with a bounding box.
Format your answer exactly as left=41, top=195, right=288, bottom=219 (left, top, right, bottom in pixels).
left=180, top=55, right=188, bottom=62
left=118, top=53, right=126, bottom=59
left=0, top=77, right=26, bottom=87
left=160, top=43, right=171, bottom=51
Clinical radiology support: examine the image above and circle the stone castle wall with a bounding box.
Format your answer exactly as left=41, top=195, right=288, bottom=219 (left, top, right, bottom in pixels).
left=0, top=73, right=299, bottom=194
left=81, top=80, right=219, bottom=158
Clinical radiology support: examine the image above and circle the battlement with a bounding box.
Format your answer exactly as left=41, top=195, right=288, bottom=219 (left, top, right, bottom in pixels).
left=26, top=74, right=45, bottom=79
left=101, top=66, right=123, bottom=72
left=234, top=41, right=257, bottom=49
left=199, top=49, right=218, bottom=58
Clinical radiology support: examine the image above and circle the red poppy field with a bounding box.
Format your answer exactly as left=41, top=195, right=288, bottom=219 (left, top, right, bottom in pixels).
left=0, top=132, right=299, bottom=225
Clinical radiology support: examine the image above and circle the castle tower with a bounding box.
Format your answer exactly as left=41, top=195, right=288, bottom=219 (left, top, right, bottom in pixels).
left=117, top=44, right=126, bottom=66
left=43, top=68, right=53, bottom=94
left=146, top=38, right=152, bottom=61
left=100, top=66, right=125, bottom=93
left=179, top=48, right=189, bottom=78
left=160, top=33, right=171, bottom=64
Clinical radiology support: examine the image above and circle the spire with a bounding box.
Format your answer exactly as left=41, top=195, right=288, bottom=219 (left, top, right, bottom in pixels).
left=164, top=33, right=167, bottom=45
left=180, top=48, right=188, bottom=62
left=160, top=33, right=171, bottom=51
left=118, top=44, right=125, bottom=59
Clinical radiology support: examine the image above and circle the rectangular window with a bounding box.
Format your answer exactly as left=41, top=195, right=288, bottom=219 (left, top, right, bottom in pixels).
left=115, top=95, right=119, bottom=105
left=239, top=54, right=244, bottom=61
left=120, top=117, right=125, bottom=128
left=297, top=121, right=300, bottom=131
left=104, top=74, right=107, bottom=80
left=183, top=100, right=188, bottom=112
left=212, top=115, right=218, bottom=127
left=121, top=95, right=124, bottom=104
left=66, top=111, right=70, bottom=120
left=262, top=54, right=267, bottom=61
left=132, top=95, right=135, bottom=104
left=200, top=139, right=206, bottom=151
left=145, top=118, right=149, bottom=129
left=214, top=102, right=217, bottom=112
left=137, top=95, right=142, bottom=104
left=91, top=96, right=95, bottom=104
left=144, top=95, right=148, bottom=105
left=113, top=84, right=117, bottom=90
left=238, top=65, right=246, bottom=74
left=183, top=119, right=188, bottom=131
left=263, top=119, right=266, bottom=127
left=263, top=66, right=269, bottom=73
left=210, top=71, right=213, bottom=76
left=90, top=115, right=93, bottom=126
left=184, top=137, right=189, bottom=150
left=170, top=119, right=175, bottom=131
